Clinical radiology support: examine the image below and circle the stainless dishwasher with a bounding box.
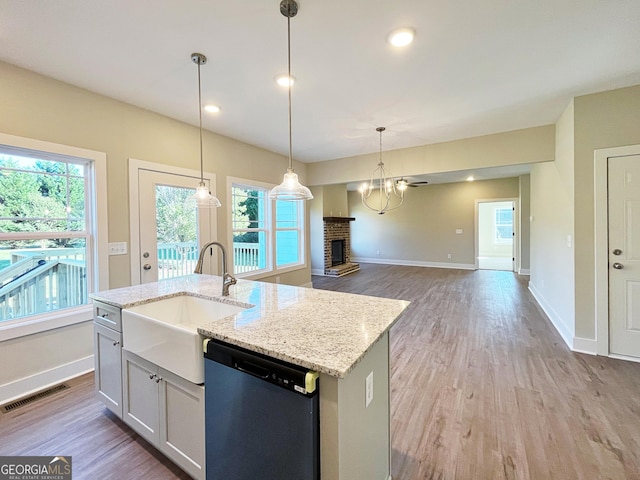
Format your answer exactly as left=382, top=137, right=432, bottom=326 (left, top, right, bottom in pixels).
left=204, top=339, right=320, bottom=480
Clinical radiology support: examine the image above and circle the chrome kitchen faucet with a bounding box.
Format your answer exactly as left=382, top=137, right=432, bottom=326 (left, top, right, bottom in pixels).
left=194, top=241, right=237, bottom=296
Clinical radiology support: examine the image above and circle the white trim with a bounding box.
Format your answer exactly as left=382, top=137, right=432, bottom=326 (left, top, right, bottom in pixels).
left=572, top=337, right=597, bottom=355
left=128, top=158, right=217, bottom=285
left=0, top=132, right=108, bottom=337
left=594, top=144, right=640, bottom=356
left=0, top=306, right=92, bottom=342
left=528, top=281, right=573, bottom=349
left=0, top=355, right=94, bottom=405
left=609, top=353, right=640, bottom=364
left=352, top=257, right=475, bottom=270
left=518, top=268, right=530, bottom=275
left=311, top=268, right=325, bottom=276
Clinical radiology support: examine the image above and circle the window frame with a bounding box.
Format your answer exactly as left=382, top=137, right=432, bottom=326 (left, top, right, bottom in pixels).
left=228, top=176, right=306, bottom=279
left=0, top=133, right=108, bottom=341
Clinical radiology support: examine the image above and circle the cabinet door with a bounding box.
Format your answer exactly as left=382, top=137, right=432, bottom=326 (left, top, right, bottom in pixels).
left=159, top=368, right=205, bottom=480
left=94, top=323, right=123, bottom=417
left=122, top=350, right=160, bottom=444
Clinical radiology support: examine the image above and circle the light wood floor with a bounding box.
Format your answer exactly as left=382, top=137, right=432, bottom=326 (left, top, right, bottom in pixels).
left=314, top=264, right=640, bottom=480
left=1, top=264, right=639, bottom=479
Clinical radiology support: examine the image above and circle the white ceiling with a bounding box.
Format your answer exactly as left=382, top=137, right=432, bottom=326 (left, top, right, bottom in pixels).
left=1, top=0, right=640, bottom=165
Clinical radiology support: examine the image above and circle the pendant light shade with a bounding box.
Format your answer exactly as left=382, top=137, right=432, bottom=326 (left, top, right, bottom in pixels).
left=358, top=127, right=405, bottom=215
left=268, top=0, right=313, bottom=201
left=187, top=52, right=222, bottom=209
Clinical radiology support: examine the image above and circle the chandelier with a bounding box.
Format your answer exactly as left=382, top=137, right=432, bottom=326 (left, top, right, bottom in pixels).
left=358, top=127, right=406, bottom=214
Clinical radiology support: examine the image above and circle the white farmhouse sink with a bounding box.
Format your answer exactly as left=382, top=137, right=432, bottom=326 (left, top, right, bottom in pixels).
left=122, top=295, right=247, bottom=383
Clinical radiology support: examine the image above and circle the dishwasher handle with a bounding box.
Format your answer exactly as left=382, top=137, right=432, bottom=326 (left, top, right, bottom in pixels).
left=235, top=360, right=271, bottom=380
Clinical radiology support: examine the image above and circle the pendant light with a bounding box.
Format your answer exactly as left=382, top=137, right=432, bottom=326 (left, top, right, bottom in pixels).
left=187, top=52, right=221, bottom=208
left=358, top=127, right=405, bottom=215
left=268, top=0, right=313, bottom=201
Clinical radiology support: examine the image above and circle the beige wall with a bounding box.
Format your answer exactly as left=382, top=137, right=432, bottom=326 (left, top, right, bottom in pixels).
left=573, top=85, right=640, bottom=339
left=530, top=84, right=640, bottom=345
left=348, top=178, right=520, bottom=266
left=0, top=60, right=312, bottom=398
left=308, top=125, right=555, bottom=186
left=529, top=101, right=576, bottom=340
left=0, top=60, right=312, bottom=289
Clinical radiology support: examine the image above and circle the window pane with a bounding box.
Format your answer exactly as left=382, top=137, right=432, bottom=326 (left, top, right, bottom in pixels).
left=233, top=230, right=267, bottom=274
left=0, top=238, right=88, bottom=321
left=232, top=187, right=266, bottom=230
left=0, top=155, right=86, bottom=233
left=276, top=230, right=299, bottom=266
left=276, top=200, right=298, bottom=228
left=155, top=185, right=199, bottom=280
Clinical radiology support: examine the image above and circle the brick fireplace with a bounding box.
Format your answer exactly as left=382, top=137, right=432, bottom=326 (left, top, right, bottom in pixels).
left=323, top=217, right=360, bottom=276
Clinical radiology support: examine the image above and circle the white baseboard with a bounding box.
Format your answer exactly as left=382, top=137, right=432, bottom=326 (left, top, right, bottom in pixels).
left=572, top=337, right=597, bottom=355
left=0, top=355, right=94, bottom=405
left=352, top=257, right=475, bottom=270
left=518, top=268, right=531, bottom=275
left=528, top=282, right=574, bottom=350
left=311, top=268, right=325, bottom=276
left=609, top=353, right=640, bottom=364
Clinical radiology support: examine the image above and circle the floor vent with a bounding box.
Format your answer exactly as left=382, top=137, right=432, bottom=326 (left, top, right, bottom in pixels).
left=0, top=383, right=70, bottom=413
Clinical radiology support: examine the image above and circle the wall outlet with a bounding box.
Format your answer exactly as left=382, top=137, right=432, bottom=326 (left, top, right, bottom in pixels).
left=108, top=242, right=127, bottom=255
left=447, top=253, right=452, bottom=259
left=455, top=228, right=463, bottom=235
left=365, top=372, right=374, bottom=408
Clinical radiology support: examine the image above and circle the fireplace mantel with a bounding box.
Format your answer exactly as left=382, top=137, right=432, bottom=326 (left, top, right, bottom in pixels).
left=323, top=217, right=355, bottom=222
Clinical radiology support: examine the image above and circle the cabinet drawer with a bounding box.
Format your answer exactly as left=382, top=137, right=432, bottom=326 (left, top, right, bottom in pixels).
left=93, top=301, right=122, bottom=331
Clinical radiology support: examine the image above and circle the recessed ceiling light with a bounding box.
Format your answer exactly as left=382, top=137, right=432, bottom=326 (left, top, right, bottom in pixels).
left=275, top=74, right=295, bottom=87
left=388, top=28, right=415, bottom=47
left=466, top=176, right=475, bottom=182
left=204, top=105, right=220, bottom=113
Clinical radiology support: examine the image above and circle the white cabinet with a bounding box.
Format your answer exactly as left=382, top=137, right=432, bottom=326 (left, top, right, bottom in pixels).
left=122, top=350, right=205, bottom=480
left=93, top=302, right=123, bottom=417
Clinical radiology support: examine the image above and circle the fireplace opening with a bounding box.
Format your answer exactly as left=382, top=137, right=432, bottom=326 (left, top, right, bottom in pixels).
left=331, top=239, right=346, bottom=266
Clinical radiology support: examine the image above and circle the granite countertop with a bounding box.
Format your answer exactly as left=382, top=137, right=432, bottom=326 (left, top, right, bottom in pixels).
left=90, top=274, right=409, bottom=378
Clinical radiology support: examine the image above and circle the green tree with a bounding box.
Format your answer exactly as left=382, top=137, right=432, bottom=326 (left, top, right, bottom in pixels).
left=155, top=185, right=197, bottom=243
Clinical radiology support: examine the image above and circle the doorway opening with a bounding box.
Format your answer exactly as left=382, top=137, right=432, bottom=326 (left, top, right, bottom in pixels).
left=477, top=200, right=514, bottom=271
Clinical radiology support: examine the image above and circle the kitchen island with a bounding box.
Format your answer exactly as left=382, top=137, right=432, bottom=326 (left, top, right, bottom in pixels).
left=91, top=274, right=409, bottom=480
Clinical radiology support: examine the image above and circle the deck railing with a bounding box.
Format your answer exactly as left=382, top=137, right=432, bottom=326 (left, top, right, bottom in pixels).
left=0, top=249, right=87, bottom=321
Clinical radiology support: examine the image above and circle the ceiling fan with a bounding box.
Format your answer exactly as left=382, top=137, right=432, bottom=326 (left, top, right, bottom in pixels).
left=397, top=177, right=429, bottom=188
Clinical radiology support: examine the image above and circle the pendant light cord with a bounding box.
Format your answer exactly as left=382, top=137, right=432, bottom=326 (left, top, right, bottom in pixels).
left=197, top=59, right=204, bottom=182
left=287, top=14, right=293, bottom=171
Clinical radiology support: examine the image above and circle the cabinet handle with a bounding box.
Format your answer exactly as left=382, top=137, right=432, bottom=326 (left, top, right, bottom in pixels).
left=155, top=376, right=162, bottom=383
left=101, top=313, right=109, bottom=318
left=112, top=341, right=120, bottom=346
left=149, top=373, right=155, bottom=380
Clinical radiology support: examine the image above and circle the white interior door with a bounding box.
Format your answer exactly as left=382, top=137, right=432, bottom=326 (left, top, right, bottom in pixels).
left=130, top=162, right=216, bottom=285
left=608, top=155, right=640, bottom=358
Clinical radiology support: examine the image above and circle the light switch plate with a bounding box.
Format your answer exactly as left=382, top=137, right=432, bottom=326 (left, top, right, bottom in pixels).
left=108, top=242, right=128, bottom=255
left=455, top=228, right=463, bottom=235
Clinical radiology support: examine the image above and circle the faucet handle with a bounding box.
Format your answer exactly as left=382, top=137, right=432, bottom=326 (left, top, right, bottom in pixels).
left=225, top=273, right=237, bottom=285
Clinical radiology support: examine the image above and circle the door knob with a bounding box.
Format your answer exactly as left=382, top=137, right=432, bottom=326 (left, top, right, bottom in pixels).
left=143, top=264, right=152, bottom=271
left=613, top=249, right=622, bottom=256
left=612, top=263, right=624, bottom=270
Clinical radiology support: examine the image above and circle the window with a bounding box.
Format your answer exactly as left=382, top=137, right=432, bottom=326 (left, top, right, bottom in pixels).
left=494, top=207, right=513, bottom=244
left=230, top=179, right=305, bottom=277
left=0, top=133, right=107, bottom=340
